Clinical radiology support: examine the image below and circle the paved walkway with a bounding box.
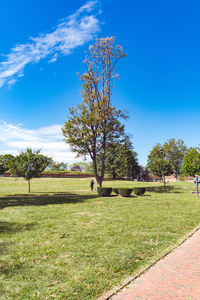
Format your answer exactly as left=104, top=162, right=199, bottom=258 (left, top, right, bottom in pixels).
left=111, top=228, right=200, bottom=300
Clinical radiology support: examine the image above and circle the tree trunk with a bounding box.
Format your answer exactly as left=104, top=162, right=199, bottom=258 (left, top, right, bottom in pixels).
left=175, top=169, right=178, bottom=181
left=28, top=179, right=31, bottom=193
left=92, top=156, right=102, bottom=187
left=112, top=172, right=116, bottom=180
left=99, top=135, right=106, bottom=186
left=91, top=136, right=106, bottom=187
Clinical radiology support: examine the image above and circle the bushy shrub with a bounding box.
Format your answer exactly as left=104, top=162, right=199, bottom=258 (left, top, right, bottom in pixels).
left=118, top=188, right=133, bottom=197
left=133, top=187, right=145, bottom=196
left=97, top=187, right=112, bottom=197
left=113, top=188, right=119, bottom=194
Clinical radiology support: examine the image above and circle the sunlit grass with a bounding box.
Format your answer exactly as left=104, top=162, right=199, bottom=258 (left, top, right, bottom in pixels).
left=0, top=177, right=199, bottom=299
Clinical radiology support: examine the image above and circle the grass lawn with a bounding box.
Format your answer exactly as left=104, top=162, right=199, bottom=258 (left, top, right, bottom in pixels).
left=0, top=177, right=199, bottom=299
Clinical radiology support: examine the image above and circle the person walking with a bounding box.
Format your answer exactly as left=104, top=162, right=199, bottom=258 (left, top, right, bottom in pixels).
left=90, top=179, right=94, bottom=191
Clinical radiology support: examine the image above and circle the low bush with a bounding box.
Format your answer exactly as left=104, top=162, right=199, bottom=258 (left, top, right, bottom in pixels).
left=113, top=188, right=119, bottom=195
left=118, top=188, right=133, bottom=197
left=97, top=187, right=112, bottom=197
left=133, top=187, right=145, bottom=196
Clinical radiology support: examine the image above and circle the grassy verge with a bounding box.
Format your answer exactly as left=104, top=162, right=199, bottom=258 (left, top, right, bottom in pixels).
left=0, top=178, right=199, bottom=299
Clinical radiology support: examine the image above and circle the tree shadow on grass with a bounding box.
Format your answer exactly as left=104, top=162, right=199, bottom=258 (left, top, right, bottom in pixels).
left=0, top=221, right=35, bottom=255
left=2, top=192, right=76, bottom=197
left=0, top=221, right=35, bottom=233
left=0, top=194, right=99, bottom=209
left=145, top=185, right=182, bottom=194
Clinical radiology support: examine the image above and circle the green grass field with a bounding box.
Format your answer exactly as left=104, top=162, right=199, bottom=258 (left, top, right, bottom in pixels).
left=0, top=177, right=199, bottom=299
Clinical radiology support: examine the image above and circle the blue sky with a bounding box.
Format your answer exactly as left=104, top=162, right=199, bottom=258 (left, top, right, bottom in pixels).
left=0, top=0, right=200, bottom=165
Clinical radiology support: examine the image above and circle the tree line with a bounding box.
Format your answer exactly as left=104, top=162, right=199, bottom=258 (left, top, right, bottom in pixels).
left=147, top=139, right=200, bottom=179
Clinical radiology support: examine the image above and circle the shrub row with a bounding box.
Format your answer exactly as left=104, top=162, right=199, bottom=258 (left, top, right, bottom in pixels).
left=97, top=187, right=112, bottom=196
left=97, top=187, right=145, bottom=197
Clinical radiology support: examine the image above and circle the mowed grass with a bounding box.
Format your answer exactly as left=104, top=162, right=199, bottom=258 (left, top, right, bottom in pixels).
left=0, top=177, right=199, bottom=299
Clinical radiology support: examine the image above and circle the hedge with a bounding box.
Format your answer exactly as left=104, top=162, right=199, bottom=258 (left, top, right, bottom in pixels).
left=97, top=187, right=112, bottom=197
left=118, top=188, right=133, bottom=197
left=133, top=187, right=145, bottom=195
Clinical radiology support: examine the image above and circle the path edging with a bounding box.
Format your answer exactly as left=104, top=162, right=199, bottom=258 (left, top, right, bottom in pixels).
left=98, top=225, right=200, bottom=300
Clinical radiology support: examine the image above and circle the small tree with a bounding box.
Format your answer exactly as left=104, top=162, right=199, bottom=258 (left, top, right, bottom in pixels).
left=9, top=148, right=52, bottom=193
left=0, top=154, right=14, bottom=174
left=163, top=138, right=187, bottom=179
left=62, top=37, right=127, bottom=186
left=181, top=148, right=200, bottom=176
left=147, top=144, right=172, bottom=178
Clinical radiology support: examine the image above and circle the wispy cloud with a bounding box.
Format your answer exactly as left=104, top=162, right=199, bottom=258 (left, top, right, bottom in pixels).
left=0, top=0, right=100, bottom=87
left=0, top=121, right=83, bottom=163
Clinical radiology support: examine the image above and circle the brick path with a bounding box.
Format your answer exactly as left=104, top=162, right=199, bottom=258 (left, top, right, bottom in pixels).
left=111, top=228, right=200, bottom=300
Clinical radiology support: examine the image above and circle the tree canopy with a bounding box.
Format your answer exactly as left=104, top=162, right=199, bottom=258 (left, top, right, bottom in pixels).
left=119, top=137, right=140, bottom=180
left=147, top=144, right=172, bottom=178
left=163, top=138, right=187, bottom=179
left=97, top=137, right=139, bottom=180
left=181, top=148, right=200, bottom=176
left=147, top=139, right=188, bottom=179
left=62, top=37, right=127, bottom=186
left=9, top=148, right=52, bottom=192
left=0, top=154, right=14, bottom=174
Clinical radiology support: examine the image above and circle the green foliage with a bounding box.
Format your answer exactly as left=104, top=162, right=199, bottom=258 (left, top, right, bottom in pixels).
left=62, top=37, right=127, bottom=186
left=147, top=144, right=172, bottom=177
left=51, top=161, right=68, bottom=171
left=97, top=187, right=112, bottom=196
left=133, top=187, right=146, bottom=195
left=0, top=154, right=14, bottom=174
left=181, top=148, right=200, bottom=176
left=118, top=188, right=133, bottom=197
left=9, top=148, right=52, bottom=192
left=97, top=143, right=122, bottom=179
left=163, top=138, right=187, bottom=178
left=118, top=136, right=140, bottom=179
left=147, top=139, right=188, bottom=179
left=97, top=136, right=140, bottom=180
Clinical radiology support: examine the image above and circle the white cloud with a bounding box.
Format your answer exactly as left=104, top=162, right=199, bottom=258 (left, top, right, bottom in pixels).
left=0, top=121, right=85, bottom=163
left=0, top=0, right=100, bottom=87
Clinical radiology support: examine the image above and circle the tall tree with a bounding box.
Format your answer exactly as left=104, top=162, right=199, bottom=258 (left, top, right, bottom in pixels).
left=0, top=154, right=14, bottom=174
left=97, top=142, right=121, bottom=179
left=163, top=138, right=187, bottom=179
left=9, top=148, right=52, bottom=193
left=147, top=144, right=172, bottom=178
left=118, top=137, right=139, bottom=180
left=181, top=148, right=200, bottom=176
left=62, top=37, right=127, bottom=186
left=97, top=137, right=139, bottom=180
